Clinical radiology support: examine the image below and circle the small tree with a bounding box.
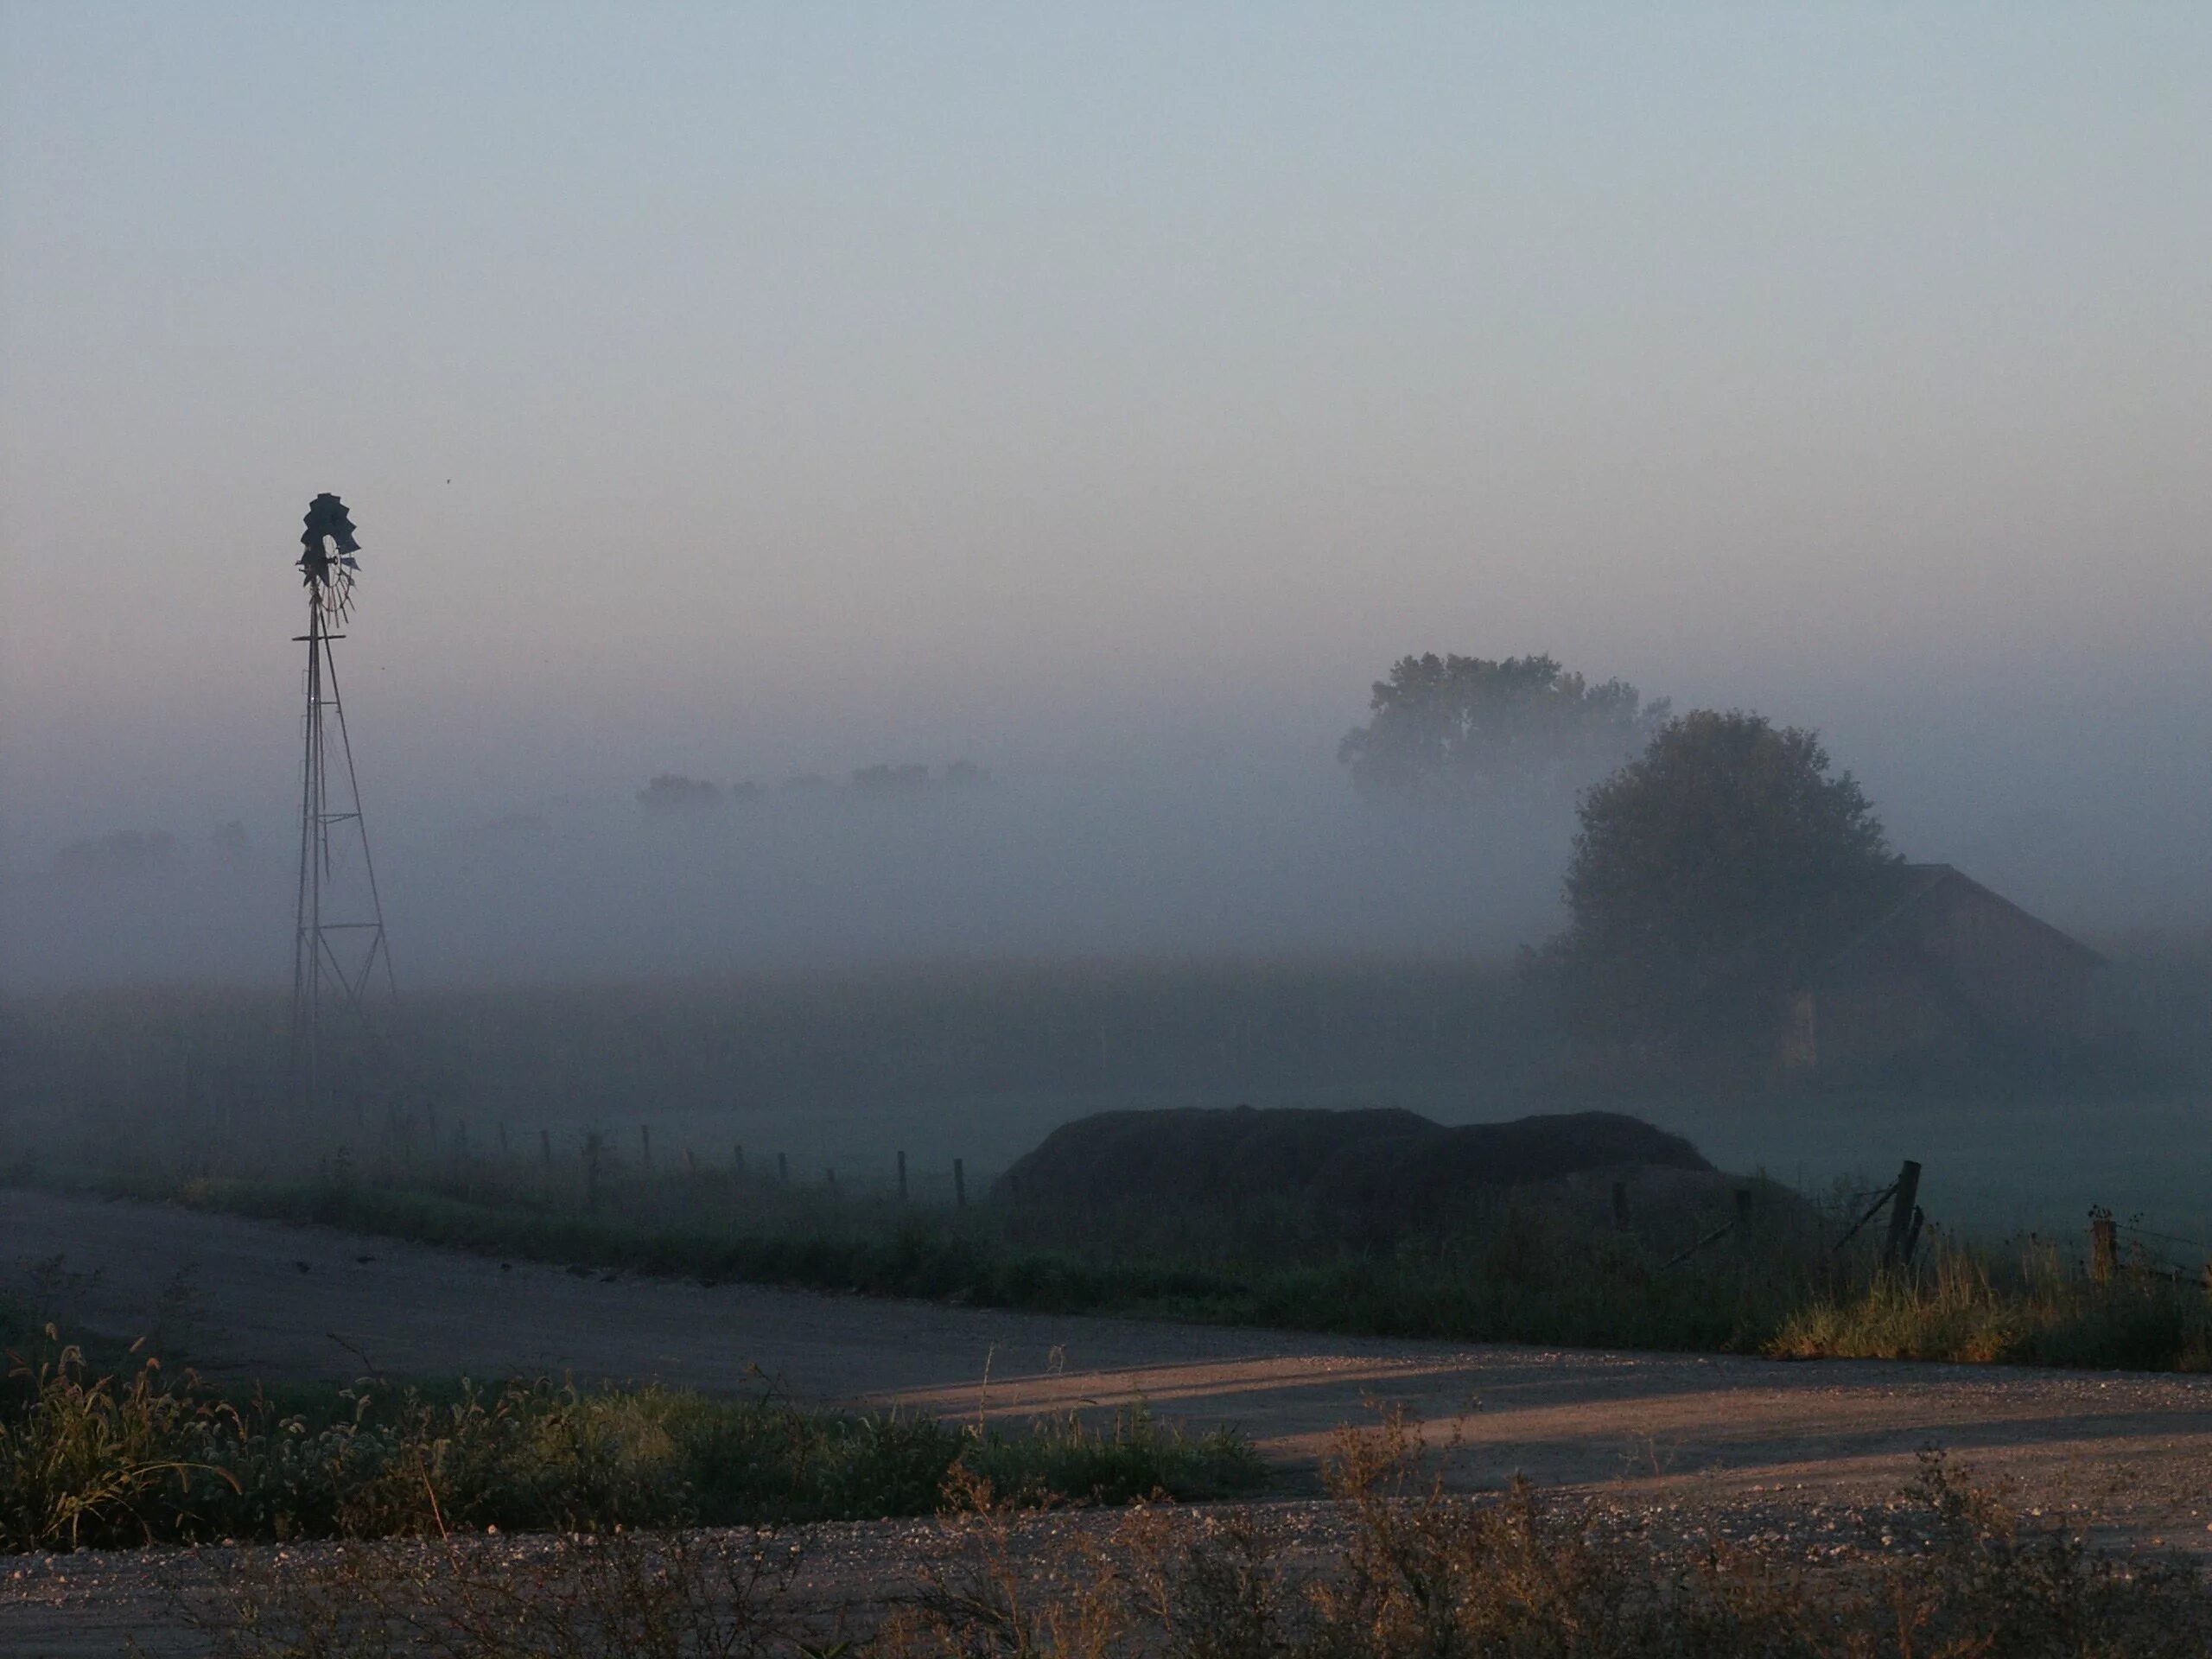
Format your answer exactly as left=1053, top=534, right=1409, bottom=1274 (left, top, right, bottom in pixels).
left=635, top=774, right=722, bottom=815
left=850, top=762, right=932, bottom=796
left=1556, top=710, right=1898, bottom=1053
left=1339, top=652, right=1666, bottom=804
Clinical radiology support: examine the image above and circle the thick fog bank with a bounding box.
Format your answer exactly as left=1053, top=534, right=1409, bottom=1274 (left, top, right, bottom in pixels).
left=0, top=770, right=1577, bottom=988
left=10, top=728, right=2212, bottom=992
left=9, top=655, right=2211, bottom=991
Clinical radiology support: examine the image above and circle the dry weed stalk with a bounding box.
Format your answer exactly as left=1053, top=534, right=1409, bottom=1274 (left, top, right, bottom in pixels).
left=190, top=1526, right=803, bottom=1659
left=169, top=1417, right=2212, bottom=1659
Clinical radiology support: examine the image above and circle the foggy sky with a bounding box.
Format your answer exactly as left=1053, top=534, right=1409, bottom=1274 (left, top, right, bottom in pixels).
left=4, top=5, right=2209, bottom=983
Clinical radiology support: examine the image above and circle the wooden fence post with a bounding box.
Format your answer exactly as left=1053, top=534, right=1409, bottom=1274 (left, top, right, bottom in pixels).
left=954, top=1158, right=967, bottom=1209
left=2090, top=1211, right=2118, bottom=1286
left=1881, top=1160, right=1922, bottom=1268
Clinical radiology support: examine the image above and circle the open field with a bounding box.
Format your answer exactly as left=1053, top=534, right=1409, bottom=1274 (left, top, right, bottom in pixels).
left=7, top=949, right=2207, bottom=1240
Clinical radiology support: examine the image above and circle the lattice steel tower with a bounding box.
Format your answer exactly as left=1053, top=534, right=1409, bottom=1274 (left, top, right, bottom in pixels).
left=290, top=493, right=396, bottom=1110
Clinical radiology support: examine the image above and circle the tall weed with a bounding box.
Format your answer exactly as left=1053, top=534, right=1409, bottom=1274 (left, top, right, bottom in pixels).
left=0, top=1334, right=1261, bottom=1554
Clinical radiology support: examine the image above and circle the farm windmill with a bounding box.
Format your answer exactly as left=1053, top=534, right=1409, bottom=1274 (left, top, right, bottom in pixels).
left=290, top=493, right=397, bottom=1111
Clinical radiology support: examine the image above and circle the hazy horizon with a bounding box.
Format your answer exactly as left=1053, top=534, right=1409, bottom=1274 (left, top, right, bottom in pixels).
left=6, top=5, right=2209, bottom=985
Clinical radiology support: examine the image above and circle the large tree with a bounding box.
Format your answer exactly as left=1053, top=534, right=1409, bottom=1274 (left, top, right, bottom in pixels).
left=1557, top=710, right=1898, bottom=1049
left=1339, top=653, right=1667, bottom=804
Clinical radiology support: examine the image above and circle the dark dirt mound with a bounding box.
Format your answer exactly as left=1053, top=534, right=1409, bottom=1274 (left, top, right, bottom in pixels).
left=997, top=1105, right=1712, bottom=1232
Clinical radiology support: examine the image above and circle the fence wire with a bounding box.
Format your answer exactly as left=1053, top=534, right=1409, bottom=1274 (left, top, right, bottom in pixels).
left=2113, top=1220, right=2212, bottom=1255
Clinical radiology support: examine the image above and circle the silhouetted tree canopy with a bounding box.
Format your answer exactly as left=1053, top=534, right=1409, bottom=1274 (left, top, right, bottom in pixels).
left=1339, top=652, right=1667, bottom=803
left=1555, top=710, right=1898, bottom=1052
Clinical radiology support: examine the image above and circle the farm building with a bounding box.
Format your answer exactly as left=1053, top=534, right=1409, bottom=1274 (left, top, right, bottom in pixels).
left=1779, top=863, right=2106, bottom=1073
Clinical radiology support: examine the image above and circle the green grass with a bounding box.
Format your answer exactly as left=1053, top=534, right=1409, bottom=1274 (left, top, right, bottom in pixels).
left=0, top=1327, right=1262, bottom=1554
left=114, top=1165, right=1847, bottom=1353
left=97, top=1160, right=2212, bottom=1375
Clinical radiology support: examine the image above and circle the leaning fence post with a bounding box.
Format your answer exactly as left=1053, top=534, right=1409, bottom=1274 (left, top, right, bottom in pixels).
left=1881, top=1160, right=1922, bottom=1268
left=2090, top=1211, right=2118, bottom=1286
left=954, top=1158, right=967, bottom=1209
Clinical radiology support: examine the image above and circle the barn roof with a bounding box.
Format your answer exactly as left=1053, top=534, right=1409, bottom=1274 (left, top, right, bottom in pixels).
left=1820, top=862, right=2108, bottom=976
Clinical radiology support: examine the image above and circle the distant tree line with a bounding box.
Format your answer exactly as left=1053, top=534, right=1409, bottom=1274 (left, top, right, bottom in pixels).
left=637, top=761, right=995, bottom=816
left=49, top=823, right=253, bottom=881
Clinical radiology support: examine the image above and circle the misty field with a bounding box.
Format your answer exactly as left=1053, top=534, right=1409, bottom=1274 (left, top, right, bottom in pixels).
left=5, top=945, right=2207, bottom=1235
left=5, top=948, right=2209, bottom=1375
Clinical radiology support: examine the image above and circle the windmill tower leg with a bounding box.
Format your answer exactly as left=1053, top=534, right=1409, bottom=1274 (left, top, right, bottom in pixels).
left=292, top=594, right=325, bottom=1111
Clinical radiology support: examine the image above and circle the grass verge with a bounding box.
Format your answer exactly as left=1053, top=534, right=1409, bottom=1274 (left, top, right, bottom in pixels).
left=93, top=1167, right=1840, bottom=1355
left=98, top=1166, right=2212, bottom=1371
left=0, top=1325, right=1262, bottom=1554
left=1775, top=1238, right=2212, bottom=1370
